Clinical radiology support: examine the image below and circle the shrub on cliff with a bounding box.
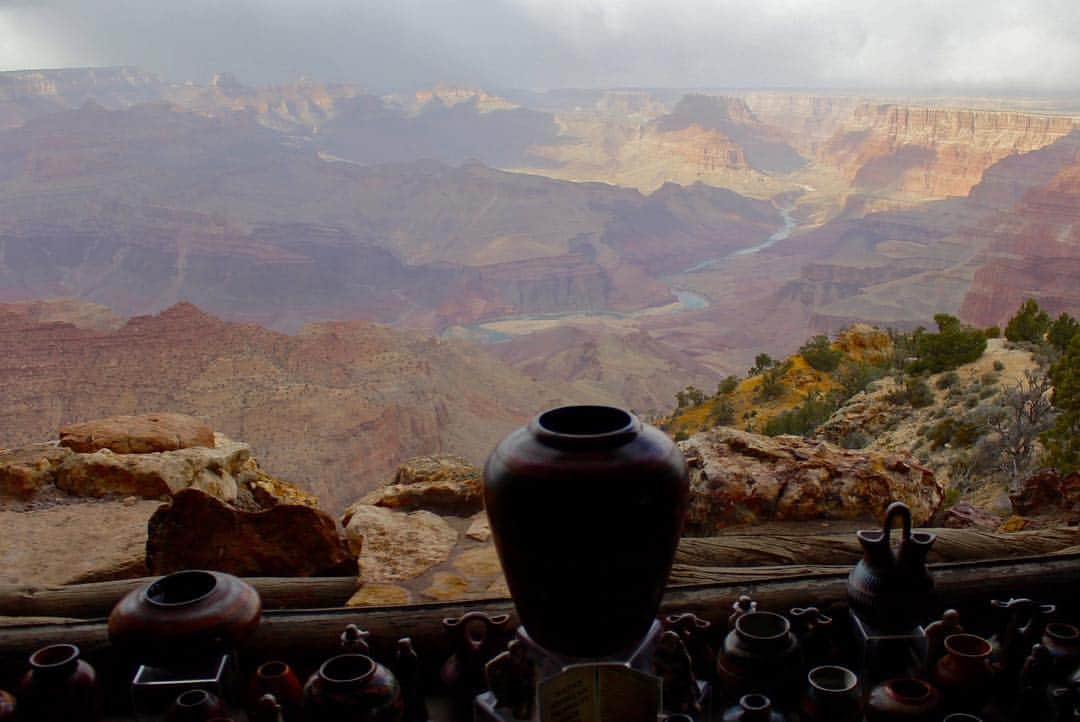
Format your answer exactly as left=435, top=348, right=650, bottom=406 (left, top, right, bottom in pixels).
left=1005, top=299, right=1050, bottom=344
left=1049, top=312, right=1080, bottom=353
left=907, top=314, right=987, bottom=374
left=799, top=335, right=844, bottom=372
left=1043, top=334, right=1080, bottom=473
left=763, top=392, right=837, bottom=437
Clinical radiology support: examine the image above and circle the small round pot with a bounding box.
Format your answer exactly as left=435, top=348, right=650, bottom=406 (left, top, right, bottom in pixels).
left=17, top=644, right=102, bottom=722
left=484, top=405, right=688, bottom=658
left=165, top=689, right=229, bottom=722
left=249, top=661, right=303, bottom=720
left=721, top=694, right=786, bottom=722
left=866, top=678, right=941, bottom=722
left=716, top=611, right=800, bottom=699
left=109, top=570, right=262, bottom=664
left=303, top=654, right=403, bottom=722
left=800, top=665, right=861, bottom=722
left=0, top=690, right=16, bottom=721
left=933, top=634, right=994, bottom=712
left=1041, top=622, right=1080, bottom=675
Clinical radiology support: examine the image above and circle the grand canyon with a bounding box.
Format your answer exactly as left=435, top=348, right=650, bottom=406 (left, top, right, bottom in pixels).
left=2, top=66, right=1080, bottom=513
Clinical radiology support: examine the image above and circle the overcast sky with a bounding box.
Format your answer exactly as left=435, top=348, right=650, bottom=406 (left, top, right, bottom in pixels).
left=2, top=0, right=1079, bottom=92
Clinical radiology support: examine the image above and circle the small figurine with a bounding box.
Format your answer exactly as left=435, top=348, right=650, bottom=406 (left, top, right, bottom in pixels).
left=925, top=609, right=964, bottom=667
left=790, top=607, right=836, bottom=666
left=485, top=639, right=536, bottom=720
left=340, top=624, right=371, bottom=653
left=729, top=596, right=757, bottom=629
left=990, top=598, right=1056, bottom=679
left=655, top=630, right=701, bottom=716
left=393, top=637, right=429, bottom=722
left=442, top=611, right=512, bottom=713
left=665, top=613, right=715, bottom=681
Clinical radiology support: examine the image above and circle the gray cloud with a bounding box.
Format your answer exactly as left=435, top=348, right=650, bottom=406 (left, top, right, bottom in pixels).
left=1, top=0, right=1079, bottom=91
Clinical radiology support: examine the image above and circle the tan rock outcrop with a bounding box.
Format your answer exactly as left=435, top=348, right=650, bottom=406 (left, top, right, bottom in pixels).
left=59, top=413, right=215, bottom=454
left=679, top=427, right=943, bottom=534
left=146, top=488, right=357, bottom=577
left=0, top=444, right=74, bottom=498
left=350, top=455, right=483, bottom=516
left=55, top=433, right=250, bottom=501
left=341, top=504, right=458, bottom=583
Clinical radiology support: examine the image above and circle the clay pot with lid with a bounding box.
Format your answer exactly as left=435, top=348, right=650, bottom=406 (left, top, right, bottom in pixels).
left=109, top=569, right=262, bottom=664
left=933, top=633, right=995, bottom=712
left=17, top=643, right=103, bottom=722
left=303, top=654, right=403, bottom=722
left=866, top=678, right=941, bottom=722
left=484, top=404, right=688, bottom=658
left=716, top=611, right=801, bottom=699
left=848, top=502, right=936, bottom=632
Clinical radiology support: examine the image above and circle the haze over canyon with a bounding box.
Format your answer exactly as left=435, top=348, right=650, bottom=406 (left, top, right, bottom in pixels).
left=2, top=67, right=1079, bottom=509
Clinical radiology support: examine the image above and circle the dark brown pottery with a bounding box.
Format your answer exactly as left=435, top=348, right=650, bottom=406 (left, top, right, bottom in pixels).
left=989, top=597, right=1055, bottom=679
left=165, top=689, right=229, bottom=722
left=441, top=610, right=512, bottom=705
left=391, top=637, right=429, bottom=722
left=0, top=690, right=15, bottom=721
left=108, top=569, right=262, bottom=664
left=716, top=611, right=800, bottom=699
left=848, top=502, right=936, bottom=632
left=248, top=661, right=303, bottom=721
left=664, top=612, right=714, bottom=681
left=799, top=665, right=861, bottom=722
left=251, top=694, right=285, bottom=722
left=1041, top=622, right=1080, bottom=676
left=483, top=405, right=689, bottom=658
left=925, top=609, right=964, bottom=668
left=303, top=654, right=403, bottom=722
left=17, top=643, right=102, bottom=722
left=933, top=633, right=994, bottom=712
left=789, top=606, right=836, bottom=666
left=721, top=693, right=786, bottom=722
left=865, top=678, right=941, bottom=722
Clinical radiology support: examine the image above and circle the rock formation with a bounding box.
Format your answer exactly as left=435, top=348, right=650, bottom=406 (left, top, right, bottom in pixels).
left=1010, top=469, right=1080, bottom=517
left=678, top=427, right=943, bottom=533
left=59, top=412, right=215, bottom=454
left=351, top=455, right=483, bottom=516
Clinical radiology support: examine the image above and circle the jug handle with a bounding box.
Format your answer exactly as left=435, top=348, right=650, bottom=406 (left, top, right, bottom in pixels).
left=883, top=501, right=912, bottom=542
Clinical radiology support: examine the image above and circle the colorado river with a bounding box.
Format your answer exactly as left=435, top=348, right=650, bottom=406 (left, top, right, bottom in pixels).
left=684, top=200, right=798, bottom=273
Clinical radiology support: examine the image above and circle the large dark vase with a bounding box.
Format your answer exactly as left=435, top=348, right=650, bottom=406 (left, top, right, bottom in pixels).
left=303, top=654, right=403, bottom=722
left=17, top=643, right=103, bottom=722
left=848, top=502, right=936, bottom=632
left=865, top=678, right=941, bottom=722
left=483, top=405, right=689, bottom=658
left=108, top=569, right=262, bottom=664
left=716, top=611, right=801, bottom=700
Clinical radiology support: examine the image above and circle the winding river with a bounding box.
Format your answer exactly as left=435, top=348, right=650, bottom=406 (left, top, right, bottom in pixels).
left=683, top=200, right=798, bottom=273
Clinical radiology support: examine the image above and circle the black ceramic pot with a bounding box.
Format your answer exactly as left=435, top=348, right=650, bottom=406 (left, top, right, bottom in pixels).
left=716, top=611, right=801, bottom=699
left=17, top=644, right=103, bottom=722
left=303, top=654, right=403, bottom=722
left=484, top=405, right=689, bottom=658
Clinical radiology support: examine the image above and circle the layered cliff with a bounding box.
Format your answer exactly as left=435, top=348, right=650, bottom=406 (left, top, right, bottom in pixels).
left=822, top=104, right=1077, bottom=198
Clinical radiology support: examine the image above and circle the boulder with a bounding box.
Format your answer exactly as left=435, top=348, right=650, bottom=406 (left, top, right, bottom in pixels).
left=0, top=500, right=160, bottom=586
left=1010, top=469, right=1080, bottom=517
left=341, top=504, right=458, bottom=583
left=237, top=457, right=319, bottom=508
left=0, top=443, right=74, bottom=498
left=54, top=433, right=251, bottom=500
left=350, top=455, right=483, bottom=516
left=146, top=488, right=357, bottom=577
left=59, top=413, right=215, bottom=454
left=943, top=502, right=1001, bottom=530
left=679, top=427, right=943, bottom=533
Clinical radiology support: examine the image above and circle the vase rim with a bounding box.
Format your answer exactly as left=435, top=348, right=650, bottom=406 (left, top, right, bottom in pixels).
left=885, top=677, right=934, bottom=702
left=735, top=610, right=791, bottom=641
left=143, top=569, right=218, bottom=608
left=257, top=660, right=289, bottom=678
left=29, top=643, right=79, bottom=671
left=531, top=405, right=639, bottom=447
left=808, top=665, right=858, bottom=693
left=944, top=633, right=992, bottom=658
left=1046, top=622, right=1080, bottom=640
left=740, top=693, right=771, bottom=710
left=319, top=653, right=376, bottom=685
left=175, top=689, right=211, bottom=708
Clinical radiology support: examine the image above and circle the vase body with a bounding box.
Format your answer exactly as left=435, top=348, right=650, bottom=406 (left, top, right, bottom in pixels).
left=17, top=644, right=103, bottom=722
left=109, top=569, right=262, bottom=665
left=716, top=611, right=801, bottom=699
left=0, top=690, right=15, bottom=721
left=165, top=689, right=229, bottom=722
left=933, top=634, right=994, bottom=712
left=1041, top=622, right=1080, bottom=676
left=865, top=678, right=941, bottom=722
left=249, top=661, right=303, bottom=721
left=800, top=665, right=861, bottom=722
left=848, top=502, right=936, bottom=632
left=303, top=654, right=403, bottom=722
left=484, top=405, right=688, bottom=658
left=721, top=694, right=786, bottom=722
